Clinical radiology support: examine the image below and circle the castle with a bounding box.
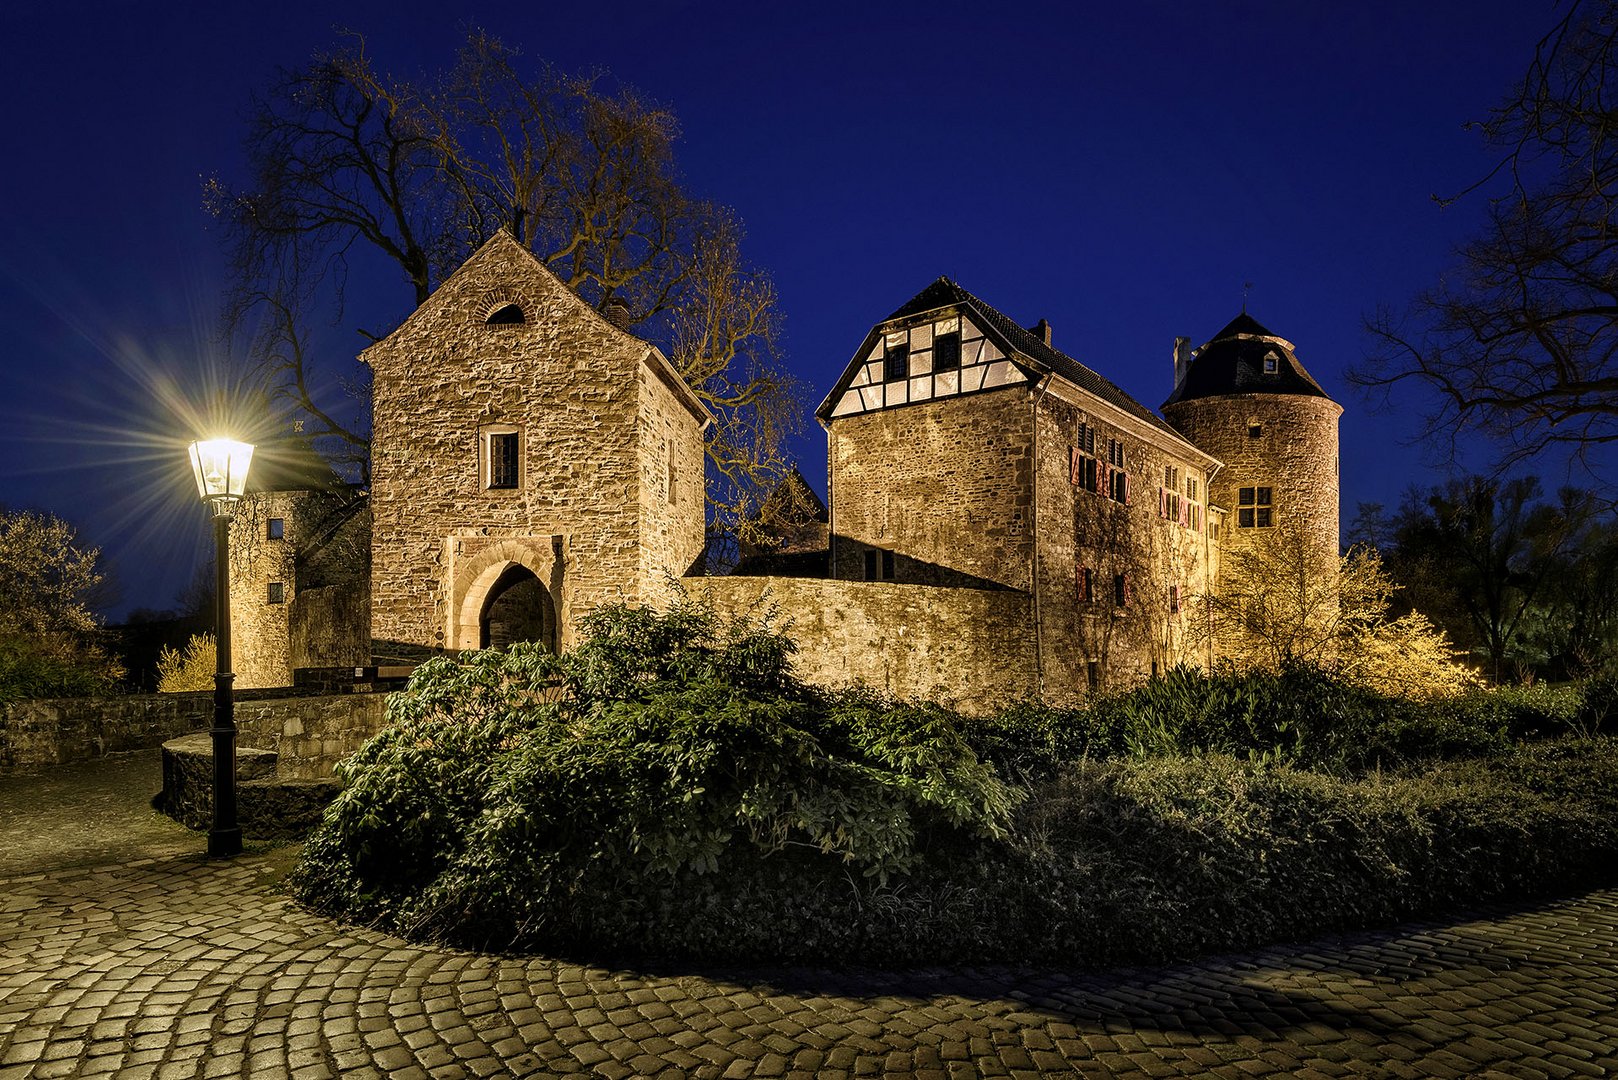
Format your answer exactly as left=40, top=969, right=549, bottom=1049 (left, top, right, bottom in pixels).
left=229, top=232, right=1340, bottom=712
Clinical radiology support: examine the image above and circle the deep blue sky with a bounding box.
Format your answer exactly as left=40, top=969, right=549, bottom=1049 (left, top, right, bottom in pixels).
left=0, top=0, right=1578, bottom=618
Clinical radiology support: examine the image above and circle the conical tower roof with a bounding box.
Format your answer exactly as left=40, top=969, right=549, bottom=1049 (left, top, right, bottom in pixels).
left=1163, top=312, right=1332, bottom=407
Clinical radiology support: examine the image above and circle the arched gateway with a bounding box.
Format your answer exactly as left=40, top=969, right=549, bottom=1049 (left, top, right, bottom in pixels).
left=448, top=539, right=562, bottom=652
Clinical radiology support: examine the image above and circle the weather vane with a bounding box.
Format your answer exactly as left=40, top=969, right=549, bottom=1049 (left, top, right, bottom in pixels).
left=1242, top=281, right=1253, bottom=313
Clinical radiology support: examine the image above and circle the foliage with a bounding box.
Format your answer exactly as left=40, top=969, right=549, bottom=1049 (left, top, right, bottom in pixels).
left=1355, top=2, right=1618, bottom=468
left=1192, top=526, right=1474, bottom=695
left=155, top=634, right=216, bottom=693
left=1366, top=476, right=1609, bottom=682
left=207, top=30, right=802, bottom=535
left=292, top=593, right=1017, bottom=949
left=0, top=508, right=122, bottom=701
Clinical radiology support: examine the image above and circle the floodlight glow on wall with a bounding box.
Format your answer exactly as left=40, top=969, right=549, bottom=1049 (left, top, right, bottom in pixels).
left=188, top=438, right=255, bottom=504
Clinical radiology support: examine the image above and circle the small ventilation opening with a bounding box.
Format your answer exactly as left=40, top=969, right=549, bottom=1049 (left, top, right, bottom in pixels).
left=486, top=303, right=525, bottom=325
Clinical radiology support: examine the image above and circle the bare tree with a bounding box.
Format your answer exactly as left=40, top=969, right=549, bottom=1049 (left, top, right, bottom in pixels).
left=1354, top=1, right=1618, bottom=471
left=206, top=31, right=800, bottom=532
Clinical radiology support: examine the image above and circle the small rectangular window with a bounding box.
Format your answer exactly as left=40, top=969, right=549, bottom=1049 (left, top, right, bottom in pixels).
left=882, top=549, right=896, bottom=580
left=1077, top=566, right=1093, bottom=602
left=934, top=332, right=960, bottom=371
left=1113, top=573, right=1128, bottom=607
left=1086, top=660, right=1099, bottom=692
left=1248, top=423, right=1263, bottom=439
left=1238, top=487, right=1274, bottom=528
left=884, top=341, right=910, bottom=383
left=267, top=582, right=285, bottom=604
left=489, top=432, right=520, bottom=489
left=1108, top=439, right=1125, bottom=468
left=266, top=518, right=284, bottom=540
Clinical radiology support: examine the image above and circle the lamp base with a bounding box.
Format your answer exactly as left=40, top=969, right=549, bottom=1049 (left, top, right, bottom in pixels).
left=208, top=827, right=243, bottom=858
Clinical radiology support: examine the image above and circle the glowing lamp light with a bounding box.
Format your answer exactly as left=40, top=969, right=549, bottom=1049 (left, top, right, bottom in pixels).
left=188, top=438, right=255, bottom=504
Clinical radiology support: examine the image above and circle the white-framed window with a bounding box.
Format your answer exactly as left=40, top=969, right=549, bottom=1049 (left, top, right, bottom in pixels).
left=480, top=424, right=523, bottom=490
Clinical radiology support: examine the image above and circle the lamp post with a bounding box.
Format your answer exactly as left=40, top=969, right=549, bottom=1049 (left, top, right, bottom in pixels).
left=188, top=437, right=254, bottom=858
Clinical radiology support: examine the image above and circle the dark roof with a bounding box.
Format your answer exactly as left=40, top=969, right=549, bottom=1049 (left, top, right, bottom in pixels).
left=1162, top=311, right=1333, bottom=406
left=821, top=277, right=1182, bottom=438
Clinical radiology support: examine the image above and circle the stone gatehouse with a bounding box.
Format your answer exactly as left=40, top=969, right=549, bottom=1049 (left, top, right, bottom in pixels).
left=229, top=232, right=1340, bottom=709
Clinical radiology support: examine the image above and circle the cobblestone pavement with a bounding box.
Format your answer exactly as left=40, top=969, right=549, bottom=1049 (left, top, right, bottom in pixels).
left=1, top=843, right=1615, bottom=1079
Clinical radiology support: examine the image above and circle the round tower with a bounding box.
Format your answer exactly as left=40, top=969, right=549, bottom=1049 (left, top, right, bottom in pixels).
left=1162, top=313, right=1342, bottom=583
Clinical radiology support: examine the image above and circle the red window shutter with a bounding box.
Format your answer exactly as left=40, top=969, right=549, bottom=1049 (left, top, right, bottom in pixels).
left=1123, top=573, right=1133, bottom=606
left=1124, top=475, right=1133, bottom=506
left=1159, top=487, right=1167, bottom=518
left=1070, top=446, right=1080, bottom=486
left=1179, top=497, right=1189, bottom=527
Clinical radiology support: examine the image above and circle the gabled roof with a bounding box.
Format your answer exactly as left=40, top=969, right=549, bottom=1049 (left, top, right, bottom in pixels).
left=1163, top=311, right=1333, bottom=406
left=819, top=276, right=1182, bottom=439
left=359, top=230, right=713, bottom=429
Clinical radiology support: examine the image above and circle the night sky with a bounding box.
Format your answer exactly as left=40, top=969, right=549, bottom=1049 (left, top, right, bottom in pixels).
left=0, top=0, right=1576, bottom=619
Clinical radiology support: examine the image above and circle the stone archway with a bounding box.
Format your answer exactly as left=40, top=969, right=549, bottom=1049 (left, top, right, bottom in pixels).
left=478, top=564, right=556, bottom=651
left=448, top=539, right=562, bottom=651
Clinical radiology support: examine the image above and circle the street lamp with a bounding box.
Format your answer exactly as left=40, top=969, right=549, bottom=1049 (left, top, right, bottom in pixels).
left=188, top=437, right=254, bottom=857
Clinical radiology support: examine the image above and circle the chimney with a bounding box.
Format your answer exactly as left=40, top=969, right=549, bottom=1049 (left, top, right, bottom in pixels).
left=1029, top=318, right=1053, bottom=346
left=1173, top=336, right=1192, bottom=389
left=601, top=296, right=632, bottom=331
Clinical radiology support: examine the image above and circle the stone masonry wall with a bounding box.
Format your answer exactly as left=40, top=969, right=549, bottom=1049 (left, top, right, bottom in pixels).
left=1033, top=392, right=1215, bottom=702
left=828, top=387, right=1034, bottom=589
left=638, top=360, right=708, bottom=586
left=1163, top=394, right=1342, bottom=607
left=692, top=576, right=1037, bottom=715
left=365, top=232, right=669, bottom=655
left=1, top=691, right=388, bottom=776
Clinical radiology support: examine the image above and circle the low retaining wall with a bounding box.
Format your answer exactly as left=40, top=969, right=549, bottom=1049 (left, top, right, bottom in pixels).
left=159, top=732, right=344, bottom=839
left=687, top=576, right=1038, bottom=714
left=2, top=690, right=392, bottom=776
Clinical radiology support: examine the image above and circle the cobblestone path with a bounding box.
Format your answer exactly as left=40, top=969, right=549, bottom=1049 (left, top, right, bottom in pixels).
left=0, top=850, right=1615, bottom=1079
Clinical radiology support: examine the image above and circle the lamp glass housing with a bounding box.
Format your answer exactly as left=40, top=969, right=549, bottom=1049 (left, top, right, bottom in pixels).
left=188, top=438, right=255, bottom=503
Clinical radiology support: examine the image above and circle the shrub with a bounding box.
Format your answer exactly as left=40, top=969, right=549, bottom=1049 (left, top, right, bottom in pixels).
left=156, top=633, right=215, bottom=692
left=292, top=593, right=1018, bottom=951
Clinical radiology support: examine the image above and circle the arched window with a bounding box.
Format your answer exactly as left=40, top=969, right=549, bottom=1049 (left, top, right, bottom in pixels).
left=486, top=303, right=525, bottom=325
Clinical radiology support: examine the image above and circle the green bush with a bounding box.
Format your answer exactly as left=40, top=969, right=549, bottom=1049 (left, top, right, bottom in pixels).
left=295, top=601, right=1618, bottom=966
left=292, top=594, right=1017, bottom=951
left=969, top=663, right=1533, bottom=779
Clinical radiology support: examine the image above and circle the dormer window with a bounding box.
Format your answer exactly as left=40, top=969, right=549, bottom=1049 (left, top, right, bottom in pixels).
left=1263, top=351, right=1279, bottom=374
left=486, top=303, right=525, bottom=325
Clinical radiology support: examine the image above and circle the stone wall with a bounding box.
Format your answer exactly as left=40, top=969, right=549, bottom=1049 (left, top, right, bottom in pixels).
left=1164, top=392, right=1342, bottom=623
left=691, top=577, right=1036, bottom=714
left=364, top=231, right=706, bottom=657
left=229, top=490, right=368, bottom=689
left=1, top=691, right=390, bottom=777
left=827, top=388, right=1034, bottom=589
left=1034, top=389, right=1217, bottom=700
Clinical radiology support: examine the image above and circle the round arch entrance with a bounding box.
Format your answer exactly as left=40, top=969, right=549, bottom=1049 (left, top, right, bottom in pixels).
left=479, top=564, right=557, bottom=651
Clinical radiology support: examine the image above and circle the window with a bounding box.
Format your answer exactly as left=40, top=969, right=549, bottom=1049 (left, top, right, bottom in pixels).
left=934, top=331, right=961, bottom=371
left=486, top=302, right=525, bottom=325
left=1263, top=350, right=1279, bottom=374
left=266, top=518, right=284, bottom=540
left=1087, top=661, right=1099, bottom=692
left=1108, top=439, right=1125, bottom=468
left=1077, top=423, right=1096, bottom=456
left=1076, top=566, right=1093, bottom=602
left=884, top=341, right=909, bottom=383
left=1170, top=584, right=1181, bottom=614
left=1186, top=476, right=1198, bottom=501
left=1113, top=572, right=1129, bottom=607
left=267, top=582, right=285, bottom=604
left=488, top=432, right=520, bottom=489
left=863, top=548, right=896, bottom=581
left=1248, top=422, right=1263, bottom=439
left=1070, top=445, right=1099, bottom=493
left=1238, top=486, right=1274, bottom=528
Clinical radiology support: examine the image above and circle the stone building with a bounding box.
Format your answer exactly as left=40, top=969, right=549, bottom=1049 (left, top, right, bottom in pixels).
left=229, top=235, right=1341, bottom=709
